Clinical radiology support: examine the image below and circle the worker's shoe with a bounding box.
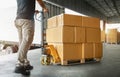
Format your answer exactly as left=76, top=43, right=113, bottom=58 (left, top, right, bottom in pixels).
left=14, top=66, right=30, bottom=75
left=24, top=59, right=33, bottom=70
left=25, top=64, right=33, bottom=70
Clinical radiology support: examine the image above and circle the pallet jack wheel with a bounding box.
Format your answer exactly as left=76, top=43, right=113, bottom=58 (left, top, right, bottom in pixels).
left=46, top=56, right=51, bottom=65
left=41, top=55, right=51, bottom=65
left=41, top=56, right=45, bottom=65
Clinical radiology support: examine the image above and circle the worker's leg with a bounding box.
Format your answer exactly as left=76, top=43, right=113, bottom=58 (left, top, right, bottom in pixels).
left=18, top=19, right=35, bottom=66
left=15, top=19, right=34, bottom=68
left=14, top=19, right=24, bottom=66
left=14, top=19, right=32, bottom=75
left=14, top=19, right=23, bottom=45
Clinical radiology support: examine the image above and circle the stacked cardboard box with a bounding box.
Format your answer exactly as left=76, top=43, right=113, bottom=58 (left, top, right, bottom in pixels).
left=118, top=32, right=120, bottom=43
left=47, top=14, right=83, bottom=62
left=47, top=16, right=57, bottom=28
left=106, top=29, right=120, bottom=43
left=47, top=14, right=102, bottom=64
left=101, top=30, right=106, bottom=42
left=82, top=16, right=100, bottom=28
left=82, top=16, right=102, bottom=59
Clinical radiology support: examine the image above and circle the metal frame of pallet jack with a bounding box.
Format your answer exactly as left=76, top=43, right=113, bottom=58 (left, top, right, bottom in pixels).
left=35, top=10, right=53, bottom=65
left=35, top=10, right=61, bottom=65
left=35, top=10, right=46, bottom=55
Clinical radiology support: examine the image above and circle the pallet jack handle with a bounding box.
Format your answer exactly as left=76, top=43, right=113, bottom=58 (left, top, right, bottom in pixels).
left=35, top=10, right=48, bottom=55
left=35, top=11, right=61, bottom=65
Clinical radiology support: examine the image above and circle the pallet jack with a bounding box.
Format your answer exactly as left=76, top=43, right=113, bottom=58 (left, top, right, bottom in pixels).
left=35, top=11, right=102, bottom=66
left=35, top=10, right=61, bottom=65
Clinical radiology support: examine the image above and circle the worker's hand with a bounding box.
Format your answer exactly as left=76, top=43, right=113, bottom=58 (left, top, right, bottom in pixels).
left=43, top=8, right=48, bottom=13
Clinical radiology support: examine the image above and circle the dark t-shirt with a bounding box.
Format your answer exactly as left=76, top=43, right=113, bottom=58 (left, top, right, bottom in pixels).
left=16, top=0, right=35, bottom=20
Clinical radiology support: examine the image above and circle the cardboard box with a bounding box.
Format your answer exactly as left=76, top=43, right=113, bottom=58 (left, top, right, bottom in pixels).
left=106, top=30, right=111, bottom=43
left=82, top=43, right=94, bottom=59
left=82, top=16, right=100, bottom=28
left=75, top=27, right=85, bottom=43
left=93, top=43, right=103, bottom=58
left=73, top=15, right=82, bottom=26
left=101, top=30, right=106, bottom=42
left=46, top=28, right=55, bottom=43
left=57, top=14, right=82, bottom=26
left=86, top=28, right=101, bottom=43
left=47, top=16, right=57, bottom=28
left=118, top=32, right=120, bottom=43
left=46, top=26, right=75, bottom=43
left=106, top=29, right=118, bottom=43
left=48, top=43, right=82, bottom=61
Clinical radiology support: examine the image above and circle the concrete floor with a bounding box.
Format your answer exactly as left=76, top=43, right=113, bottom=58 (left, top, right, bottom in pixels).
left=0, top=43, right=120, bottom=77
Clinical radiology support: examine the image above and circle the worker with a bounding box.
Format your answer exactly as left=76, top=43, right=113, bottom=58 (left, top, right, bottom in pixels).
left=14, top=0, right=48, bottom=75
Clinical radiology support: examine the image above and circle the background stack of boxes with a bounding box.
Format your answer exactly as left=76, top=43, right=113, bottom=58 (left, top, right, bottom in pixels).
left=101, top=30, right=106, bottom=42
left=106, top=29, right=120, bottom=44
left=46, top=14, right=103, bottom=65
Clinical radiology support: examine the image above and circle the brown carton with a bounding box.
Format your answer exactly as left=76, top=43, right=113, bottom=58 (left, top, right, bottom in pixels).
left=101, top=30, right=106, bottom=42
left=93, top=43, right=103, bottom=58
left=75, top=27, right=85, bottom=43
left=46, top=26, right=75, bottom=43
left=106, top=30, right=112, bottom=43
left=49, top=43, right=82, bottom=61
left=57, top=14, right=82, bottom=26
left=82, top=43, right=94, bottom=59
left=106, top=29, right=118, bottom=43
left=73, top=15, right=82, bottom=26
left=46, top=28, right=55, bottom=43
left=82, top=16, right=100, bottom=28
left=86, top=28, right=101, bottom=43
left=47, top=16, right=57, bottom=28
left=118, top=32, right=120, bottom=43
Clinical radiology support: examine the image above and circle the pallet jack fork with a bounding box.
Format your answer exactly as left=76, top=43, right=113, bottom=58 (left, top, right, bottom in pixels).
left=35, top=10, right=61, bottom=65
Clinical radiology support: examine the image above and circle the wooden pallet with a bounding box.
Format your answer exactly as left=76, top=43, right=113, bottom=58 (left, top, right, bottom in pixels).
left=107, top=42, right=118, bottom=44
left=61, top=58, right=101, bottom=65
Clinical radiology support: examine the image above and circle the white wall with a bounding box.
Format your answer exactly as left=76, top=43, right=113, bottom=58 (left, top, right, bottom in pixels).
left=0, top=7, right=17, bottom=41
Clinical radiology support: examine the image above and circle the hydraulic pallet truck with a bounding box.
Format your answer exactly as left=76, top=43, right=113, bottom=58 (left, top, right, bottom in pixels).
left=35, top=10, right=61, bottom=65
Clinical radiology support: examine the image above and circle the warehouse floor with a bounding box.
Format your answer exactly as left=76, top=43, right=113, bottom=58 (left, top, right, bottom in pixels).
left=0, top=43, right=120, bottom=77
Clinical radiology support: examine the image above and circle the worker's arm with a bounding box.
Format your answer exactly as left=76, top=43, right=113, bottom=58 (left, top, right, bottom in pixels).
left=36, top=0, right=48, bottom=13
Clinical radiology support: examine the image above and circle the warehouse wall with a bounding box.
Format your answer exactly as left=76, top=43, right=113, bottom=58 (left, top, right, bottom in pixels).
left=0, top=7, right=17, bottom=42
